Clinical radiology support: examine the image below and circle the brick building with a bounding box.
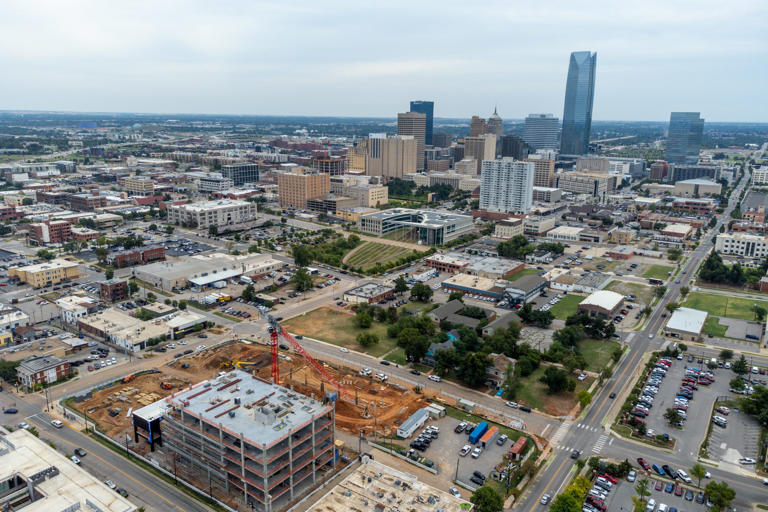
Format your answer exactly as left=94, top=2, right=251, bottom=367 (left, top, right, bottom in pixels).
left=28, top=220, right=72, bottom=245
left=100, top=279, right=129, bottom=302
left=107, top=246, right=165, bottom=268
left=16, top=356, right=70, bottom=388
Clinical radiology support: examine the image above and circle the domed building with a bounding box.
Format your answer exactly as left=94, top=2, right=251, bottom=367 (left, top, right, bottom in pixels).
left=486, top=107, right=503, bottom=137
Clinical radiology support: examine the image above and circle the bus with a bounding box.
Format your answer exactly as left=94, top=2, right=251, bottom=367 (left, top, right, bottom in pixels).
left=648, top=278, right=664, bottom=286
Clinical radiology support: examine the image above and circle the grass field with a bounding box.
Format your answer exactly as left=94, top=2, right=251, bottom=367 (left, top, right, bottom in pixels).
left=505, top=267, right=540, bottom=281
left=682, top=291, right=768, bottom=321
left=282, top=307, right=398, bottom=357
left=703, top=316, right=728, bottom=337
left=605, top=280, right=654, bottom=305
left=344, top=242, right=412, bottom=270
left=642, top=265, right=674, bottom=281
left=550, top=294, right=583, bottom=320
left=514, top=365, right=593, bottom=415
left=578, top=339, right=621, bottom=372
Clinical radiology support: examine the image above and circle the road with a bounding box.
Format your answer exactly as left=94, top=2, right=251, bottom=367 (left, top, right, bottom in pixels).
left=516, top=167, right=761, bottom=509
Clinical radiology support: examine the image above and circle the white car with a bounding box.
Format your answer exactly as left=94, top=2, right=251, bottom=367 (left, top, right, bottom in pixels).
left=471, top=447, right=482, bottom=458
left=505, top=401, right=518, bottom=408
left=51, top=420, right=63, bottom=428
left=449, top=487, right=461, bottom=498
left=340, top=348, right=349, bottom=353
left=178, top=341, right=187, bottom=345
left=459, top=444, right=472, bottom=457
left=17, top=422, right=29, bottom=430
left=359, top=368, right=372, bottom=376
left=70, top=455, right=81, bottom=465
left=428, top=375, right=441, bottom=382
left=739, top=457, right=756, bottom=465
left=105, top=480, right=116, bottom=489
left=577, top=373, right=587, bottom=381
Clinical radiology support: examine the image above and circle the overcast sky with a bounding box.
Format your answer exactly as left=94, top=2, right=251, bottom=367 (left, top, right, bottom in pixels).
left=1, top=0, right=766, bottom=122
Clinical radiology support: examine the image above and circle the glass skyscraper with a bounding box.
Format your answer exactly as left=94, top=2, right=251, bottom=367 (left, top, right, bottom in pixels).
left=665, top=112, right=704, bottom=165
left=560, top=51, right=597, bottom=155
left=409, top=100, right=434, bottom=145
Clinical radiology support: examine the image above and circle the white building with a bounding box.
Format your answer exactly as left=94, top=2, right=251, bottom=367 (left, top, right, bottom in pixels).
left=752, top=166, right=768, bottom=184
left=55, top=295, right=98, bottom=324
left=167, top=199, right=259, bottom=229
left=546, top=225, right=584, bottom=242
left=198, top=173, right=235, bottom=193
left=522, top=114, right=559, bottom=150
left=0, top=306, right=30, bottom=332
left=715, top=232, right=768, bottom=258
left=479, top=158, right=534, bottom=214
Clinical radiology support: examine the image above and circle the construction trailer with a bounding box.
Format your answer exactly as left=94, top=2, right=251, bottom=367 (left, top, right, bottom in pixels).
left=135, top=369, right=336, bottom=512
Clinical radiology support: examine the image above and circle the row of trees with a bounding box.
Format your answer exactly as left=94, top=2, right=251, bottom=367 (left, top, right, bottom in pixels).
left=699, top=251, right=768, bottom=288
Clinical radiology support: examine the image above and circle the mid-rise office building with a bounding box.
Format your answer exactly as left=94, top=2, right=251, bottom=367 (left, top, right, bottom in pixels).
left=715, top=232, right=768, bottom=258
left=666, top=112, right=704, bottom=165
left=358, top=208, right=473, bottom=245
left=650, top=161, right=670, bottom=181
left=167, top=199, right=259, bottom=229
left=122, top=176, right=155, bottom=196
left=432, top=132, right=452, bottom=147
left=470, top=116, right=487, bottom=137
left=409, top=100, right=434, bottom=145
left=277, top=169, right=331, bottom=209
left=555, top=172, right=616, bottom=201
left=366, top=134, right=417, bottom=180
left=312, top=154, right=347, bottom=176
left=397, top=112, right=426, bottom=169
left=500, top=135, right=530, bottom=160
left=198, top=173, right=235, bottom=193
left=560, top=51, right=597, bottom=155
left=480, top=158, right=535, bottom=214
left=752, top=166, right=768, bottom=184
left=464, top=134, right=497, bottom=174
left=347, top=140, right=368, bottom=173
left=221, top=162, right=260, bottom=186
left=523, top=114, right=559, bottom=150
left=9, top=259, right=80, bottom=288
left=670, top=164, right=720, bottom=182
left=28, top=220, right=72, bottom=245
left=526, top=157, right=556, bottom=187
left=532, top=187, right=562, bottom=202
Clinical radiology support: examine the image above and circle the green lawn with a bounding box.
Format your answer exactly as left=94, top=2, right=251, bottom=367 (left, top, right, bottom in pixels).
left=344, top=242, right=412, bottom=270
left=605, top=280, right=654, bottom=305
left=514, top=365, right=593, bottom=415
left=642, top=265, right=674, bottom=281
left=384, top=347, right=406, bottom=364
left=682, top=291, right=768, bottom=321
left=282, top=307, right=398, bottom=357
left=702, top=316, right=728, bottom=337
left=550, top=294, right=583, bottom=320
left=505, top=267, right=540, bottom=281
left=577, top=339, right=621, bottom=372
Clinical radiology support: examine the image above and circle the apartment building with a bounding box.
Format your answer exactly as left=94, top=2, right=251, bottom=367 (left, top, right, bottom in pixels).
left=366, top=134, right=417, bottom=180
left=715, top=232, right=768, bottom=259
left=100, top=278, right=129, bottom=302
left=479, top=158, right=534, bottom=214
left=68, top=193, right=106, bottom=211
left=133, top=370, right=335, bottom=512
left=9, top=259, right=80, bottom=288
left=28, top=220, right=72, bottom=245
left=167, top=199, right=259, bottom=229
left=122, top=176, right=156, bottom=196
left=16, top=356, right=70, bottom=388
left=752, top=166, right=768, bottom=184
left=276, top=169, right=331, bottom=209
left=494, top=218, right=524, bottom=239
left=525, top=157, right=556, bottom=187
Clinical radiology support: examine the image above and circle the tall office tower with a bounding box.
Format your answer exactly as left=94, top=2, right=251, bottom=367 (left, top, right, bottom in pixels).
left=480, top=158, right=535, bottom=214
left=366, top=134, right=417, bottom=180
left=464, top=134, right=497, bottom=174
left=560, top=51, right=597, bottom=155
left=666, top=112, right=705, bottom=165
left=525, top=156, right=556, bottom=187
left=470, top=116, right=487, bottom=137
left=486, top=108, right=503, bottom=137
left=397, top=112, right=426, bottom=170
left=523, top=114, right=560, bottom=150
left=347, top=140, right=368, bottom=173
left=220, top=162, right=259, bottom=186
left=432, top=132, right=452, bottom=148
left=409, top=100, right=434, bottom=145
left=501, top=135, right=530, bottom=160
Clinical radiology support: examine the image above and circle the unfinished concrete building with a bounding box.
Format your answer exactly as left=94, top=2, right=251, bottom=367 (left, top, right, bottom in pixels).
left=134, top=370, right=335, bottom=512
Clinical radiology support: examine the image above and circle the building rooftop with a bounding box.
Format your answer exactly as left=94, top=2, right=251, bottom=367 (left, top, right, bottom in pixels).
left=666, top=307, right=708, bottom=334
left=174, top=199, right=251, bottom=212
left=548, top=225, right=584, bottom=236
left=18, top=355, right=66, bottom=373
left=677, top=178, right=719, bottom=185
left=11, top=259, right=79, bottom=273
left=505, top=274, right=546, bottom=293
left=79, top=308, right=140, bottom=334
left=362, top=208, right=472, bottom=227
left=55, top=294, right=97, bottom=311
left=663, top=223, right=693, bottom=235
left=162, top=370, right=332, bottom=449
left=442, top=273, right=498, bottom=292
left=0, top=430, right=136, bottom=511
left=579, top=290, right=624, bottom=311
left=345, top=282, right=394, bottom=299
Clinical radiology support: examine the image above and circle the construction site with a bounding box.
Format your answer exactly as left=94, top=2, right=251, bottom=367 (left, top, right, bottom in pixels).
left=169, top=340, right=430, bottom=438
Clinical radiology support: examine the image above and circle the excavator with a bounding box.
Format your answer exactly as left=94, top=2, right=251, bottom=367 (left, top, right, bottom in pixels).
left=219, top=361, right=260, bottom=371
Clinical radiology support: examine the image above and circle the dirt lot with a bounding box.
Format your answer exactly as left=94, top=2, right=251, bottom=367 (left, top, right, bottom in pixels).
left=171, top=341, right=429, bottom=437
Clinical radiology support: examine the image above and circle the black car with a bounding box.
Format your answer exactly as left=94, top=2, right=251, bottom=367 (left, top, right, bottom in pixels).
left=609, top=392, right=616, bottom=399
left=662, top=465, right=677, bottom=479
left=74, top=448, right=87, bottom=457
left=380, top=361, right=391, bottom=366
left=3, top=408, right=18, bottom=414
left=519, top=405, right=531, bottom=413
left=410, top=370, right=421, bottom=375
left=473, top=471, right=486, bottom=481
left=470, top=476, right=484, bottom=486
left=570, top=449, right=581, bottom=459
left=116, top=488, right=129, bottom=498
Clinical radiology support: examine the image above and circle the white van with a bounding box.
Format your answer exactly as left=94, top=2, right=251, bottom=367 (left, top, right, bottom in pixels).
left=657, top=504, right=668, bottom=512
left=645, top=498, right=656, bottom=512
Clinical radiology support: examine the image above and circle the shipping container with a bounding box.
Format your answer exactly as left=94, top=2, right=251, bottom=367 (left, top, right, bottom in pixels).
left=468, top=421, right=489, bottom=444
left=479, top=425, right=498, bottom=447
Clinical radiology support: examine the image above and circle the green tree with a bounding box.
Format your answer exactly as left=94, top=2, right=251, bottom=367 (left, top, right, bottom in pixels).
left=36, top=249, right=55, bottom=261
left=729, top=377, right=746, bottom=391
left=128, top=281, right=139, bottom=296
left=578, top=390, right=592, bottom=408
left=690, top=463, right=707, bottom=488
left=753, top=304, right=767, bottom=322
left=292, top=267, right=313, bottom=292
left=654, top=285, right=667, bottom=298
left=356, top=332, right=379, bottom=347
left=149, top=223, right=157, bottom=231
left=680, top=285, right=690, bottom=297
left=241, top=284, right=256, bottom=302
left=164, top=225, right=174, bottom=234
left=666, top=302, right=680, bottom=313
left=292, top=245, right=313, bottom=267
left=410, top=283, right=433, bottom=302
left=94, top=247, right=108, bottom=263
left=642, top=305, right=653, bottom=317
left=393, top=274, right=408, bottom=294
left=732, top=354, right=748, bottom=375
left=549, top=493, right=580, bottom=512
left=355, top=310, right=372, bottom=329
left=208, top=225, right=218, bottom=236
left=719, top=349, right=734, bottom=361
left=178, top=300, right=187, bottom=310
left=448, top=290, right=465, bottom=302
left=470, top=486, right=504, bottom=512
left=105, top=267, right=114, bottom=280
left=458, top=352, right=492, bottom=387
left=540, top=366, right=575, bottom=394
left=703, top=481, right=735, bottom=512
left=664, top=407, right=682, bottom=425
left=634, top=478, right=651, bottom=503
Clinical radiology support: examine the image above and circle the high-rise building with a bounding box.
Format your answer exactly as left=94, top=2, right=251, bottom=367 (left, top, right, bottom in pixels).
left=221, top=162, right=260, bottom=186
left=464, top=135, right=497, bottom=174
left=409, top=100, right=434, bottom=145
left=480, top=158, right=535, bottom=214
left=523, top=114, right=560, bottom=150
left=501, top=135, right=530, bottom=160
left=277, top=169, right=331, bottom=209
left=347, top=140, right=368, bottom=173
left=470, top=116, right=487, bottom=137
left=486, top=108, right=503, bottom=138
left=525, top=156, right=556, bottom=187
left=312, top=153, right=348, bottom=176
left=366, top=134, right=417, bottom=180
left=666, top=112, right=705, bottom=165
left=555, top=172, right=617, bottom=201
left=432, top=132, right=452, bottom=148
left=560, top=51, right=597, bottom=155
left=397, top=112, right=426, bottom=169
left=650, top=161, right=669, bottom=181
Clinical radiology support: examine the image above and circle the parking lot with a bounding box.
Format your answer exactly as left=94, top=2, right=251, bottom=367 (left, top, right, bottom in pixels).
left=608, top=476, right=710, bottom=511
left=706, top=401, right=761, bottom=473
left=164, top=239, right=216, bottom=257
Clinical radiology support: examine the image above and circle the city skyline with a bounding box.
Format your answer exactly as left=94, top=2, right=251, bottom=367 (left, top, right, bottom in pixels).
left=0, top=1, right=766, bottom=122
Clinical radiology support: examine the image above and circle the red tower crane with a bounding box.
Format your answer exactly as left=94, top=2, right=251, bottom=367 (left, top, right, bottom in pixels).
left=258, top=306, right=353, bottom=401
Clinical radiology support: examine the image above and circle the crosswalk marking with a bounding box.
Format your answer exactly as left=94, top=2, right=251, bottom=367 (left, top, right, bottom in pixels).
left=549, top=423, right=570, bottom=448
left=593, top=434, right=609, bottom=453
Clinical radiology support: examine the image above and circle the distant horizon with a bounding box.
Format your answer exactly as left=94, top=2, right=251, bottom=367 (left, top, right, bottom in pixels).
left=1, top=109, right=765, bottom=126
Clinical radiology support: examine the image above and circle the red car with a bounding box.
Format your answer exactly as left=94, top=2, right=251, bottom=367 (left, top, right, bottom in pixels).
left=637, top=457, right=651, bottom=470
left=600, top=474, right=618, bottom=484
left=674, top=485, right=683, bottom=496
left=654, top=480, right=663, bottom=491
